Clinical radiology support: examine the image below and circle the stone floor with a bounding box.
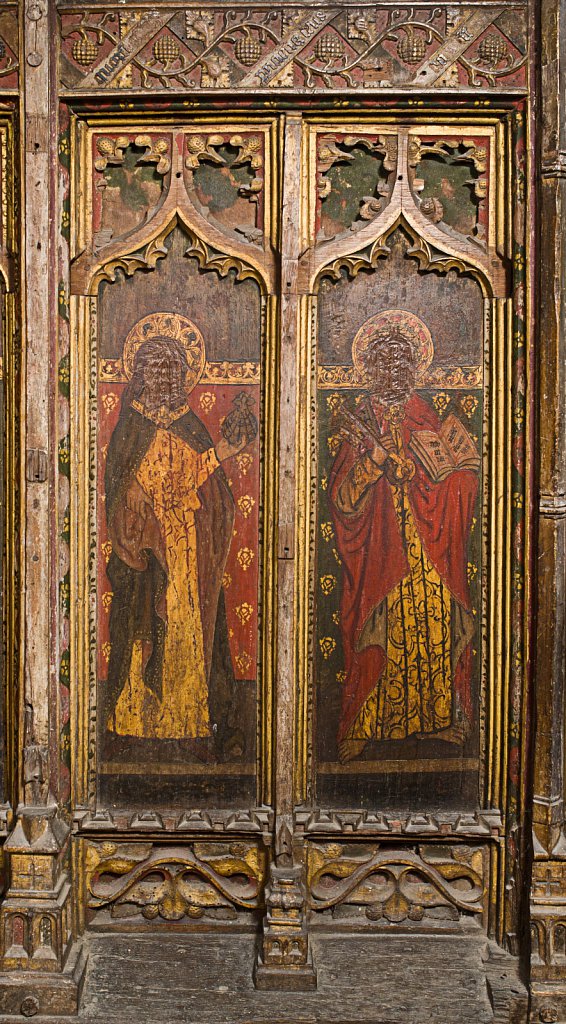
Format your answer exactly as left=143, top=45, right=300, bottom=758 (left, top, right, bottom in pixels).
left=2, top=925, right=528, bottom=1024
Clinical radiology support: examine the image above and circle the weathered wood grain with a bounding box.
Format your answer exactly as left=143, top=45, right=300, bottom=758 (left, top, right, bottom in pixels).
left=0, top=928, right=526, bottom=1024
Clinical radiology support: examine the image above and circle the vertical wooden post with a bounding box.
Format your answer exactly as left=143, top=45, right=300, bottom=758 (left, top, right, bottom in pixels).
left=255, top=113, right=316, bottom=991
left=530, top=0, right=566, bottom=1019
left=0, top=2, right=86, bottom=1015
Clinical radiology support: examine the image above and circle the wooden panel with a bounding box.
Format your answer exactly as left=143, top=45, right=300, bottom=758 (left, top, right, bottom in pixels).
left=69, top=122, right=279, bottom=816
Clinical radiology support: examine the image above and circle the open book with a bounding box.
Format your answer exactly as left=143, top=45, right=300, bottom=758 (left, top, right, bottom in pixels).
left=409, top=412, right=480, bottom=482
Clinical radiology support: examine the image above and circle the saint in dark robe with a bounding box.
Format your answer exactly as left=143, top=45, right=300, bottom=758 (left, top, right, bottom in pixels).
left=329, top=323, right=479, bottom=762
left=104, top=335, right=247, bottom=760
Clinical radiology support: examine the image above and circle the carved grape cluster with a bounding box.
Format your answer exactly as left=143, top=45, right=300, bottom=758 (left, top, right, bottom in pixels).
left=152, top=35, right=181, bottom=67
left=477, top=33, right=509, bottom=67
left=396, top=29, right=427, bottom=66
left=314, top=33, right=345, bottom=62
left=234, top=36, right=262, bottom=67
left=71, top=37, right=99, bottom=67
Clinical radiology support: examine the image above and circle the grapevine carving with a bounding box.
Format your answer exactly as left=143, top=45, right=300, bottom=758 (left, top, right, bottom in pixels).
left=59, top=5, right=527, bottom=93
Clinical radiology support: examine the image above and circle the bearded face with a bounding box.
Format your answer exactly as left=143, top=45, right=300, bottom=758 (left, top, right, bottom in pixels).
left=362, top=330, right=417, bottom=405
left=130, top=337, right=189, bottom=414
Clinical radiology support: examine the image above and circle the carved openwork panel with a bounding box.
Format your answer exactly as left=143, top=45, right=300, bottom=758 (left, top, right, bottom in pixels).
left=69, top=120, right=278, bottom=816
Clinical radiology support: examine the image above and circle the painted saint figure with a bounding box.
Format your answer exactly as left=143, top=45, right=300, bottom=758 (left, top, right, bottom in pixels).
left=104, top=329, right=247, bottom=758
left=329, top=312, right=479, bottom=763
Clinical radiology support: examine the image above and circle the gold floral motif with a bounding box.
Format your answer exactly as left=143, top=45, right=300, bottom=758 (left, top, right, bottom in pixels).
left=199, top=392, right=216, bottom=413
left=101, top=591, right=113, bottom=611
left=235, top=651, right=252, bottom=674
left=320, top=521, right=334, bottom=542
left=320, top=574, right=337, bottom=595
left=467, top=562, right=478, bottom=583
left=236, top=452, right=254, bottom=476
left=432, top=392, right=451, bottom=417
left=332, top=547, right=342, bottom=566
left=102, top=642, right=111, bottom=663
left=327, top=433, right=342, bottom=456
left=326, top=392, right=344, bottom=413
left=336, top=670, right=346, bottom=683
left=237, top=495, right=255, bottom=519
left=319, top=636, right=337, bottom=660
left=332, top=611, right=341, bottom=625
left=222, top=573, right=232, bottom=589
left=460, top=395, right=479, bottom=419
left=235, top=602, right=253, bottom=625
left=102, top=541, right=113, bottom=563
left=237, top=547, right=255, bottom=571
left=101, top=392, right=119, bottom=413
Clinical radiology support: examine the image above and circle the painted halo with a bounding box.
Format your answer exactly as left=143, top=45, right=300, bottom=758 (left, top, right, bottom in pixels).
left=352, top=309, right=434, bottom=382
left=122, top=312, right=206, bottom=392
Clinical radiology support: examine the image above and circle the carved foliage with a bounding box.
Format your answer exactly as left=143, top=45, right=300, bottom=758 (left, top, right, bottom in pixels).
left=86, top=841, right=266, bottom=921
left=307, top=844, right=485, bottom=923
left=58, top=5, right=527, bottom=93
left=185, top=132, right=264, bottom=241
left=93, top=134, right=171, bottom=245
left=317, top=133, right=397, bottom=236
left=409, top=136, right=488, bottom=243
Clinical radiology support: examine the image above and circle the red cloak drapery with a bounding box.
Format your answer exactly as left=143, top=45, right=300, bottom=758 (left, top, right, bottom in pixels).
left=328, top=393, right=478, bottom=742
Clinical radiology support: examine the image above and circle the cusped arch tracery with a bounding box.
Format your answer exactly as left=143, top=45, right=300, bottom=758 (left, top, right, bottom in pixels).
left=307, top=128, right=507, bottom=300
left=71, top=136, right=274, bottom=297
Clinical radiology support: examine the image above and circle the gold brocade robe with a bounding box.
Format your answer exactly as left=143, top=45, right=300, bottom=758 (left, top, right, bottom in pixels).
left=335, top=410, right=454, bottom=742
left=110, top=428, right=220, bottom=739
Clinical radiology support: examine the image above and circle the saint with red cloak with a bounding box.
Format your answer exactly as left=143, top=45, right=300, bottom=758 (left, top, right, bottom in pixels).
left=328, top=313, right=479, bottom=763
left=104, top=330, right=248, bottom=762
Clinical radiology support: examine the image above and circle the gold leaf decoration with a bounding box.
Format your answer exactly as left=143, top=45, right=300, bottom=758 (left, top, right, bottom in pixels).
left=320, top=521, right=334, bottom=542
left=320, top=574, right=337, bottom=595
left=319, top=636, right=337, bottom=660
left=235, top=602, right=253, bottom=625
left=237, top=547, right=255, bottom=571
left=237, top=495, right=256, bottom=519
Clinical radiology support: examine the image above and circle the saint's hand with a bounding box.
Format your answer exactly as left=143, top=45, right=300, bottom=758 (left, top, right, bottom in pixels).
left=125, top=480, right=151, bottom=518
left=370, top=443, right=390, bottom=467
left=216, top=434, right=248, bottom=463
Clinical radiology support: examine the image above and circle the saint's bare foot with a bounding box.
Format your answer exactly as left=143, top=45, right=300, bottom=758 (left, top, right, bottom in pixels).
left=415, top=723, right=469, bottom=745
left=338, top=738, right=367, bottom=763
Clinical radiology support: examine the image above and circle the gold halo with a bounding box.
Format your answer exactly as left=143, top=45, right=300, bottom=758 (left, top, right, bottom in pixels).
left=352, top=309, right=434, bottom=381
left=122, top=312, right=206, bottom=392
